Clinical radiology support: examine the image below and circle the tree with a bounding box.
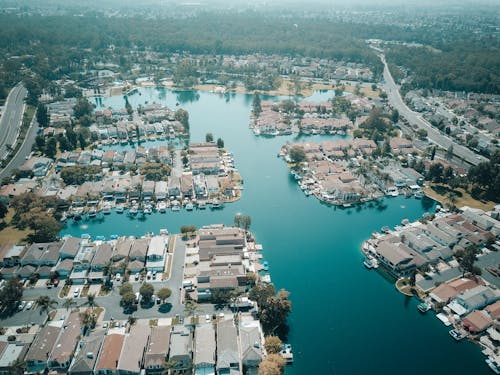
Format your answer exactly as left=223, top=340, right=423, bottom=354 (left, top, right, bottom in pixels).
left=73, top=98, right=94, bottom=120
left=119, top=282, right=134, bottom=296
left=252, top=92, right=262, bottom=117
left=139, top=282, right=155, bottom=304
left=427, top=163, right=444, bottom=183
left=234, top=213, right=242, bottom=228
left=180, top=225, right=197, bottom=236
left=121, top=291, right=136, bottom=309
left=83, top=293, right=98, bottom=311
left=0, top=278, right=23, bottom=312
left=23, top=209, right=62, bottom=242
left=391, top=109, right=399, bottom=124
left=241, top=215, right=252, bottom=231
left=44, top=137, right=57, bottom=159
left=157, top=287, right=172, bottom=303
left=446, top=145, right=454, bottom=160
left=217, top=138, right=224, bottom=148
left=34, top=135, right=45, bottom=152
left=174, top=109, right=189, bottom=131
left=456, top=245, right=480, bottom=276
left=63, top=298, right=76, bottom=311
left=260, top=289, right=292, bottom=335
left=36, top=103, right=49, bottom=127
left=205, top=133, right=214, bottom=143
left=258, top=354, right=285, bottom=375
left=264, top=336, right=283, bottom=354
left=430, top=146, right=436, bottom=161
left=0, top=201, right=7, bottom=219
left=184, top=300, right=199, bottom=316
left=249, top=284, right=276, bottom=310
left=289, top=145, right=306, bottom=164
left=211, top=289, right=233, bottom=305
left=36, top=295, right=58, bottom=317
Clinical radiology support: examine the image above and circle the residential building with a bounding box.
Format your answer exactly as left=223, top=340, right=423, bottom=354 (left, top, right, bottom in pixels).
left=144, top=326, right=171, bottom=374
left=25, top=325, right=62, bottom=373
left=21, top=242, right=61, bottom=267
left=217, top=320, right=240, bottom=375
left=146, top=236, right=166, bottom=272
left=169, top=325, right=193, bottom=372
left=449, top=285, right=500, bottom=316
left=0, top=341, right=28, bottom=375
left=239, top=324, right=263, bottom=374
left=49, top=312, right=83, bottom=371
left=94, top=333, right=125, bottom=375
left=60, top=236, right=82, bottom=259
left=68, top=329, right=105, bottom=375
left=117, top=322, right=150, bottom=375
left=194, top=324, right=215, bottom=375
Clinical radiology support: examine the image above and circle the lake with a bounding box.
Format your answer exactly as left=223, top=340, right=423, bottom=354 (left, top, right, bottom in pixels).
left=62, top=87, right=489, bottom=375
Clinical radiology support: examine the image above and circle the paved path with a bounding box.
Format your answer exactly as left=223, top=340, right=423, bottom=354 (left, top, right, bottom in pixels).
left=0, top=84, right=27, bottom=161
left=377, top=53, right=487, bottom=166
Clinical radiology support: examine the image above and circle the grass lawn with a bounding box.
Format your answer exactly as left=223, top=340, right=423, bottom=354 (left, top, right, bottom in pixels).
left=424, top=183, right=496, bottom=211
left=0, top=209, right=31, bottom=244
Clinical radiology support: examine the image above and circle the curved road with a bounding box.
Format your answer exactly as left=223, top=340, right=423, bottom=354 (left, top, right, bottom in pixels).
left=0, top=83, right=27, bottom=160
left=378, top=53, right=487, bottom=166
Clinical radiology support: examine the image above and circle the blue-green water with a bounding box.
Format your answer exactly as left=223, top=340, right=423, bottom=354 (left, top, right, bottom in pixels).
left=63, top=88, right=489, bottom=374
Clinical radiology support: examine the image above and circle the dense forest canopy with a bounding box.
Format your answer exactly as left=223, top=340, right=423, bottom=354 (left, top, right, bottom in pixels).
left=0, top=6, right=498, bottom=98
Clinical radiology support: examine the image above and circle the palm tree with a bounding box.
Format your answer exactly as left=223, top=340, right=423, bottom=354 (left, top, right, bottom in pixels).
left=63, top=298, right=76, bottom=311
left=36, top=296, right=58, bottom=318
left=82, top=293, right=98, bottom=312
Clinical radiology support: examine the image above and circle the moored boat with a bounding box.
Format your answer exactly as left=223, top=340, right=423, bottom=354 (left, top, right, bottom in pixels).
left=417, top=302, right=431, bottom=313
left=449, top=329, right=465, bottom=341
left=186, top=202, right=194, bottom=211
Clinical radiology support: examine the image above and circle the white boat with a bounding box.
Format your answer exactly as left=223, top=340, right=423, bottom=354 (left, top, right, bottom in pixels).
left=280, top=344, right=294, bottom=364
left=449, top=329, right=465, bottom=341
left=198, top=201, right=207, bottom=210
left=116, top=205, right=124, bottom=214
left=486, top=357, right=500, bottom=374
left=128, top=205, right=138, bottom=216
left=144, top=207, right=152, bottom=214
left=157, top=202, right=167, bottom=213
left=364, top=258, right=374, bottom=269
left=414, top=191, right=424, bottom=199
left=171, top=201, right=180, bottom=212
left=102, top=205, right=112, bottom=215
left=88, top=208, right=97, bottom=218
left=186, top=202, right=194, bottom=211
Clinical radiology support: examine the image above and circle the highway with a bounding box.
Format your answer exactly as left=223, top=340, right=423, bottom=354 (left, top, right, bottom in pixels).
left=0, top=83, right=27, bottom=161
left=377, top=53, right=487, bottom=166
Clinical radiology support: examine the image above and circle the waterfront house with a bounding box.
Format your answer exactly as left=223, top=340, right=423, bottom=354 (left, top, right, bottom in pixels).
left=462, top=310, right=493, bottom=333
left=205, top=175, right=219, bottom=197
left=373, top=239, right=425, bottom=276
left=193, top=174, right=208, bottom=198
left=17, top=264, right=36, bottom=279
left=167, top=176, right=181, bottom=198
left=49, top=312, right=83, bottom=371
left=239, top=324, right=263, bottom=373
left=94, top=333, right=125, bottom=375
left=71, top=245, right=95, bottom=284
left=429, top=278, right=482, bottom=304
left=0, top=244, right=25, bottom=267
left=169, top=325, right=193, bottom=372
left=449, top=285, right=500, bottom=316
left=198, top=226, right=246, bottom=262
left=0, top=341, right=28, bottom=375
left=217, top=319, right=241, bottom=374
left=117, top=322, right=150, bottom=375
left=25, top=325, right=62, bottom=373
left=146, top=236, right=166, bottom=272
left=144, top=325, right=171, bottom=374
left=68, top=329, right=105, bottom=375
left=21, top=242, right=61, bottom=267
left=89, top=243, right=114, bottom=283
left=142, top=180, right=156, bottom=201
left=129, top=238, right=150, bottom=263
left=112, top=237, right=133, bottom=263
left=181, top=174, right=194, bottom=198
left=154, top=181, right=168, bottom=201
left=59, top=236, right=82, bottom=260
left=194, top=324, right=215, bottom=375
left=53, top=258, right=74, bottom=279
left=423, top=223, right=458, bottom=248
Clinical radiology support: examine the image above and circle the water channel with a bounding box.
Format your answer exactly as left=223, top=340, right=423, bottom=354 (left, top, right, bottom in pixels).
left=62, top=87, right=489, bottom=375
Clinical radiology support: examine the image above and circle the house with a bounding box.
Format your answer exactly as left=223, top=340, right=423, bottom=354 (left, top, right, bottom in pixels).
left=94, top=333, right=125, bottom=375
left=71, top=245, right=95, bottom=284
left=112, top=237, right=133, bottom=263
left=129, top=238, right=149, bottom=262
left=169, top=325, right=193, bottom=372
left=144, top=325, right=171, bottom=374
left=449, top=285, right=500, bottom=316
left=198, top=226, right=246, bottom=262
left=117, top=321, right=150, bottom=375
left=0, top=244, right=25, bottom=268
left=17, top=265, right=36, bottom=279
left=181, top=174, right=194, bottom=198
left=146, top=236, right=166, bottom=272
left=0, top=341, right=28, bottom=375
left=154, top=181, right=168, bottom=201
left=429, top=278, right=481, bottom=303
left=239, top=323, right=263, bottom=373
left=19, top=156, right=53, bottom=177
left=68, top=329, right=105, bottom=375
left=60, top=236, right=81, bottom=259
left=49, top=312, right=83, bottom=371
left=194, top=324, right=216, bottom=375
left=462, top=310, right=493, bottom=333
left=217, top=320, right=240, bottom=374
left=373, top=239, right=424, bottom=276
left=25, top=325, right=62, bottom=372
left=142, top=180, right=156, bottom=201
left=21, top=242, right=61, bottom=267
left=167, top=176, right=180, bottom=198
left=53, top=258, right=74, bottom=279
left=89, top=243, right=114, bottom=283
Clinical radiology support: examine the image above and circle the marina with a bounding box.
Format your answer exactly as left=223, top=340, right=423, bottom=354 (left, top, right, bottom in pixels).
left=60, top=87, right=489, bottom=375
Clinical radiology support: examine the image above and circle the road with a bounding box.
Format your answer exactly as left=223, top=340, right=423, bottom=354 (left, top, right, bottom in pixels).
left=377, top=53, right=487, bottom=166
left=0, top=84, right=27, bottom=161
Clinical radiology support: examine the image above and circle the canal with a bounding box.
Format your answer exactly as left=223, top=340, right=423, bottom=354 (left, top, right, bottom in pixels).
left=62, top=87, right=489, bottom=375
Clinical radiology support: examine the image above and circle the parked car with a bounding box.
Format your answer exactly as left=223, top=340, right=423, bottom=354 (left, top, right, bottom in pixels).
left=26, top=301, right=34, bottom=310
left=116, top=273, right=121, bottom=282
left=18, top=301, right=26, bottom=311
left=73, top=288, right=80, bottom=298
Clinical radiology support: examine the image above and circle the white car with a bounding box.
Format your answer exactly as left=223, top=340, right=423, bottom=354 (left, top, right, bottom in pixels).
left=18, top=301, right=26, bottom=311
left=73, top=288, right=80, bottom=298
left=205, top=314, right=211, bottom=323
left=116, top=273, right=121, bottom=282
left=26, top=301, right=34, bottom=310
